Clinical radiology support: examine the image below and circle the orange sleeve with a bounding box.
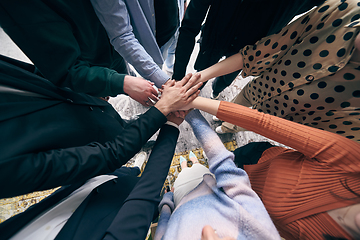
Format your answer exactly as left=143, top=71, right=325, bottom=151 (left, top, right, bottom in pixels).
left=217, top=101, right=360, bottom=172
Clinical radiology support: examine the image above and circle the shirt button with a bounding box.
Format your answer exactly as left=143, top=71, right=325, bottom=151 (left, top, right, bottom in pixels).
left=67, top=99, right=73, bottom=103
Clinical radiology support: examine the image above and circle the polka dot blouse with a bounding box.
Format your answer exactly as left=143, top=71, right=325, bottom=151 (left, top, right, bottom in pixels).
left=238, top=0, right=360, bottom=142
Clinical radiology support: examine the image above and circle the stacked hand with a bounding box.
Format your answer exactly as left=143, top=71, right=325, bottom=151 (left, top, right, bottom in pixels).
left=123, top=76, right=159, bottom=107
left=155, top=73, right=202, bottom=116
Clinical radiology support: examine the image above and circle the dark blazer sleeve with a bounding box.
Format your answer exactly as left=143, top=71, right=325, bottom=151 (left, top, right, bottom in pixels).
left=0, top=107, right=167, bottom=199
left=172, top=0, right=211, bottom=80
left=103, top=124, right=180, bottom=240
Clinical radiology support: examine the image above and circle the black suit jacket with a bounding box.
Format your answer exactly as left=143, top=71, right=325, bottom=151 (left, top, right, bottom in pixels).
left=0, top=55, right=167, bottom=198
left=0, top=124, right=180, bottom=240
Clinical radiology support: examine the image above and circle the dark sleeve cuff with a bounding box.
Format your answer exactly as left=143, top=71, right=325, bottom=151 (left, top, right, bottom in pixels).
left=109, top=73, right=126, bottom=96
left=146, top=106, right=168, bottom=124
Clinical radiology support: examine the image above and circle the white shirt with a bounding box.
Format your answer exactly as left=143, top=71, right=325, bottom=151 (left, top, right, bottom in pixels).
left=11, top=175, right=117, bottom=240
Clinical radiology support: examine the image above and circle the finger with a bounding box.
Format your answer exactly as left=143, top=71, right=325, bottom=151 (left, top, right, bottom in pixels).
left=149, top=85, right=159, bottom=96
left=149, top=93, right=159, bottom=102
left=180, top=111, right=186, bottom=119
left=184, top=82, right=203, bottom=98
left=164, top=80, right=175, bottom=91
left=176, top=110, right=186, bottom=118
left=164, top=79, right=175, bottom=87
left=184, top=72, right=201, bottom=90
left=201, top=225, right=218, bottom=240
left=146, top=97, right=156, bottom=106
left=163, top=78, right=172, bottom=85
left=185, top=90, right=201, bottom=105
left=178, top=73, right=192, bottom=86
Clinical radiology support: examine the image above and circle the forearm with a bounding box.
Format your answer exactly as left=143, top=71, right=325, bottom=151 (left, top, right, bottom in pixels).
left=184, top=110, right=256, bottom=198
left=189, top=98, right=360, bottom=169
left=0, top=107, right=167, bottom=198
left=112, top=36, right=169, bottom=86
left=67, top=63, right=126, bottom=97
left=104, top=126, right=179, bottom=240
left=90, top=0, right=169, bottom=86
left=121, top=125, right=179, bottom=201
left=172, top=0, right=209, bottom=80
left=172, top=31, right=196, bottom=80
left=217, top=102, right=360, bottom=168
left=185, top=110, right=231, bottom=172
left=185, top=110, right=279, bottom=237
left=196, top=52, right=243, bottom=84
left=190, top=96, right=220, bottom=116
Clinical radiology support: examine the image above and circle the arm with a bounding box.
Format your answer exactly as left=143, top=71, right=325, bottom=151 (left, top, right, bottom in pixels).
left=186, top=97, right=360, bottom=172
left=104, top=125, right=179, bottom=240
left=0, top=1, right=128, bottom=98
left=190, top=6, right=318, bottom=85
left=172, top=0, right=211, bottom=80
left=66, top=60, right=126, bottom=97
left=194, top=52, right=243, bottom=84
left=185, top=110, right=280, bottom=237
left=0, top=107, right=167, bottom=199
left=0, top=73, right=201, bottom=198
left=90, top=0, right=169, bottom=87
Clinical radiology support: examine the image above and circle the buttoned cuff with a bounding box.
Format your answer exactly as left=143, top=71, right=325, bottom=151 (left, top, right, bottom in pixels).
left=149, top=69, right=171, bottom=88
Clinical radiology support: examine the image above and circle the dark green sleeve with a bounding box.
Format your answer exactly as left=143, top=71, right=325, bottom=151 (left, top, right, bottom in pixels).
left=67, top=60, right=126, bottom=97
left=0, top=0, right=127, bottom=97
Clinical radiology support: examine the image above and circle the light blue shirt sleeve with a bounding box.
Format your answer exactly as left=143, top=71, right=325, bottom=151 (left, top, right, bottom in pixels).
left=90, top=0, right=170, bottom=87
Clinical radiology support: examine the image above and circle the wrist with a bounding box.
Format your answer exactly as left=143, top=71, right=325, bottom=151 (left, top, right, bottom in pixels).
left=154, top=100, right=172, bottom=116
left=122, top=75, right=131, bottom=95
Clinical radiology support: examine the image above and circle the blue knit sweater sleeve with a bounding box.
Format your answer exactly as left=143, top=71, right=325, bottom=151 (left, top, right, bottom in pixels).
left=185, top=110, right=253, bottom=194
left=185, top=110, right=280, bottom=237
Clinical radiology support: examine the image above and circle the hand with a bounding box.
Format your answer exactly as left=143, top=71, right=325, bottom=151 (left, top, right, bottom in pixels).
left=123, top=76, right=159, bottom=106
left=164, top=186, right=175, bottom=193
left=188, top=72, right=203, bottom=85
left=167, top=112, right=184, bottom=126
left=155, top=73, right=202, bottom=116
left=201, top=226, right=235, bottom=240
left=173, top=110, right=188, bottom=118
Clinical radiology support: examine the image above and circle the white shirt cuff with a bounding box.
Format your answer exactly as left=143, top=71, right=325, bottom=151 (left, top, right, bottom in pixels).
left=165, top=121, right=179, bottom=129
